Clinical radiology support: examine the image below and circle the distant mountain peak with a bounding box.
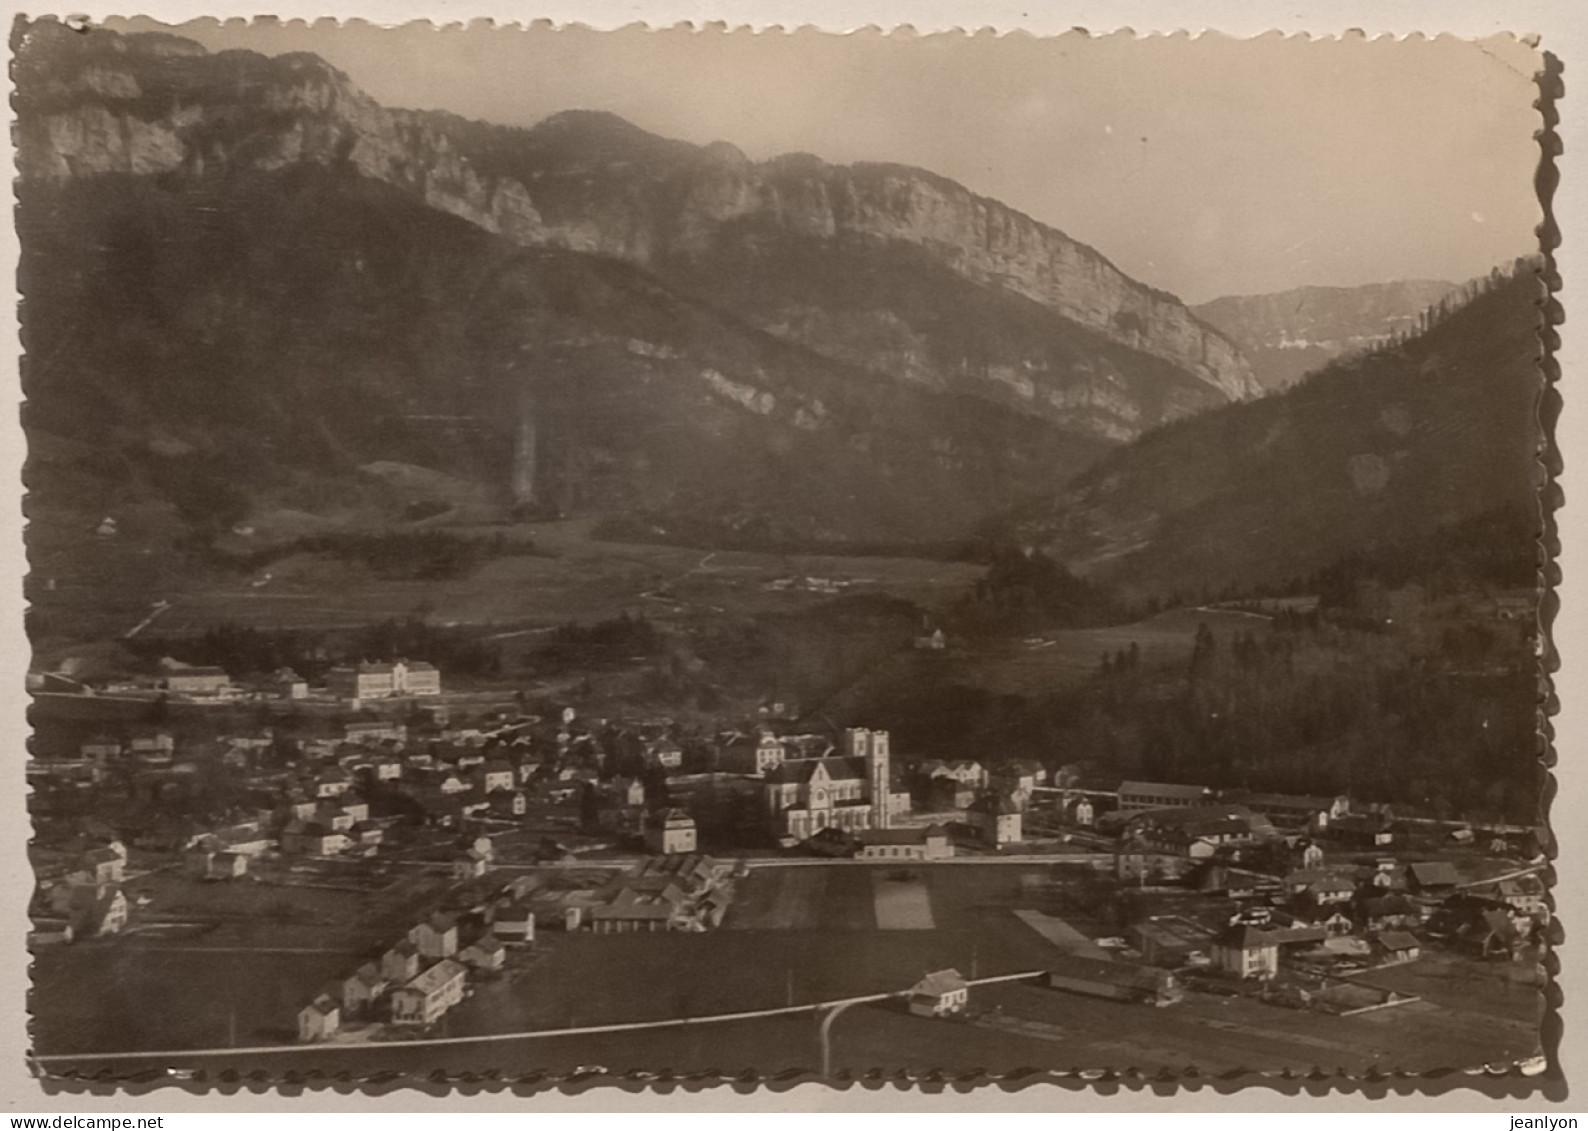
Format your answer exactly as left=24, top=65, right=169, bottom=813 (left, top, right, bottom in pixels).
left=1194, top=278, right=1464, bottom=393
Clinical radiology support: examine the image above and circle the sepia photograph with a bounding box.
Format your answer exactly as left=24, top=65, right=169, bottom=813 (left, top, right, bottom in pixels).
left=12, top=15, right=1556, bottom=1088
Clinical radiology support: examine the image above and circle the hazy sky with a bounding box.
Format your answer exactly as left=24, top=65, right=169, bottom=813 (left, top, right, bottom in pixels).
left=115, top=19, right=1542, bottom=303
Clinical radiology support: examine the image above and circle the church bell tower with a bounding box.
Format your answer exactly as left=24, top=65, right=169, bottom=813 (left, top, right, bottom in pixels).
left=869, top=729, right=891, bottom=829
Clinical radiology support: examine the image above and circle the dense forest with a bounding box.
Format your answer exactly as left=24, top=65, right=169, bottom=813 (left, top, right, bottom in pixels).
left=859, top=606, right=1540, bottom=823
left=126, top=617, right=505, bottom=681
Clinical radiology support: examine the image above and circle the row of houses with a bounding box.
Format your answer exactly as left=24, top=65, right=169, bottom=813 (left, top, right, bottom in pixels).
left=299, top=912, right=505, bottom=1041
left=299, top=854, right=738, bottom=1039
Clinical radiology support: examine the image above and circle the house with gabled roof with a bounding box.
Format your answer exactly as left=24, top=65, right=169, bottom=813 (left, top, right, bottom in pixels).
left=1297, top=873, right=1357, bottom=907
left=1376, top=931, right=1421, bottom=963
left=381, top=940, right=422, bottom=984
left=390, top=959, right=468, bottom=1026
left=458, top=933, right=507, bottom=971
left=969, top=791, right=1023, bottom=846
left=409, top=913, right=459, bottom=958
left=339, top=963, right=389, bottom=1017
left=281, top=820, right=349, bottom=857
left=721, top=732, right=786, bottom=777
left=314, top=765, right=354, bottom=798
left=1474, top=875, right=1548, bottom=918
left=478, top=760, right=516, bottom=793
left=1212, top=925, right=1280, bottom=979
left=297, top=993, right=340, bottom=1042
left=645, top=809, right=698, bottom=856
left=1407, top=861, right=1461, bottom=898
left=908, top=969, right=969, bottom=1017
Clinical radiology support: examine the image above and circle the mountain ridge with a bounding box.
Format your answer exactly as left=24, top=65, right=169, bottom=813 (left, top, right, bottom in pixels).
left=16, top=20, right=1258, bottom=446
left=1032, top=268, right=1545, bottom=599
left=19, top=162, right=1113, bottom=551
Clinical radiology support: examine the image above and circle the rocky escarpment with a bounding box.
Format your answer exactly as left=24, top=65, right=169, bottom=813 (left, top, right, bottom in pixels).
left=16, top=22, right=1257, bottom=443
left=425, top=114, right=1259, bottom=408
left=745, top=158, right=1255, bottom=400
left=15, top=28, right=556, bottom=246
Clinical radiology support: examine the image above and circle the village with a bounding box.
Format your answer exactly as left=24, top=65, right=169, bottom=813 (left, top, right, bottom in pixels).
left=25, top=653, right=1548, bottom=1070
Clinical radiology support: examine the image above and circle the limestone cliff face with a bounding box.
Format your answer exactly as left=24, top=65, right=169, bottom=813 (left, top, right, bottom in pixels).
left=16, top=29, right=554, bottom=245
left=15, top=22, right=1257, bottom=443
left=741, top=161, right=1257, bottom=401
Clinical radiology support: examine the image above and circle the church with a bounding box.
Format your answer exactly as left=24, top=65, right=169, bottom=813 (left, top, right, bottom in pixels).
left=763, top=728, right=911, bottom=843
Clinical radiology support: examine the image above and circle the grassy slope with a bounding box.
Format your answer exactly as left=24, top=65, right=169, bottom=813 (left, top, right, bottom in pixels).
left=1041, top=274, right=1546, bottom=598
left=20, top=165, right=1106, bottom=557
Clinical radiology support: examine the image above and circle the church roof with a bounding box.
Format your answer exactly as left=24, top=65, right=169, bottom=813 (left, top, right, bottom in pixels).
left=765, top=756, right=868, bottom=785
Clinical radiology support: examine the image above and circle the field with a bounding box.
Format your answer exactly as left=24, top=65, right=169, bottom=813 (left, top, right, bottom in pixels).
left=33, top=863, right=1543, bottom=1078
left=29, top=862, right=467, bottom=1055
left=30, top=516, right=981, bottom=648
left=943, top=606, right=1274, bottom=695
left=40, top=966, right=1543, bottom=1079
left=29, top=863, right=1070, bottom=1058
left=32, top=944, right=350, bottom=1054
left=870, top=872, right=935, bottom=930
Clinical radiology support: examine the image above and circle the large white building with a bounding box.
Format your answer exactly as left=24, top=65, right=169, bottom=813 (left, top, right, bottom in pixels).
left=763, top=727, right=910, bottom=842
left=326, top=660, right=441, bottom=701
left=164, top=666, right=231, bottom=697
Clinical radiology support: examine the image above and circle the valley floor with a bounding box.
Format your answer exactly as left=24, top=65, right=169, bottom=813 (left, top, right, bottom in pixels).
left=32, top=864, right=1542, bottom=1080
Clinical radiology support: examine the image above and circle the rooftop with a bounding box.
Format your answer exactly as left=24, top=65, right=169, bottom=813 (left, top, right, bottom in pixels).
left=402, top=958, right=467, bottom=996
left=911, top=969, right=968, bottom=997
left=857, top=827, right=943, bottom=846
left=1049, top=954, right=1173, bottom=991
left=1409, top=861, right=1461, bottom=887
left=1120, top=781, right=1212, bottom=800
left=765, top=756, right=869, bottom=786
